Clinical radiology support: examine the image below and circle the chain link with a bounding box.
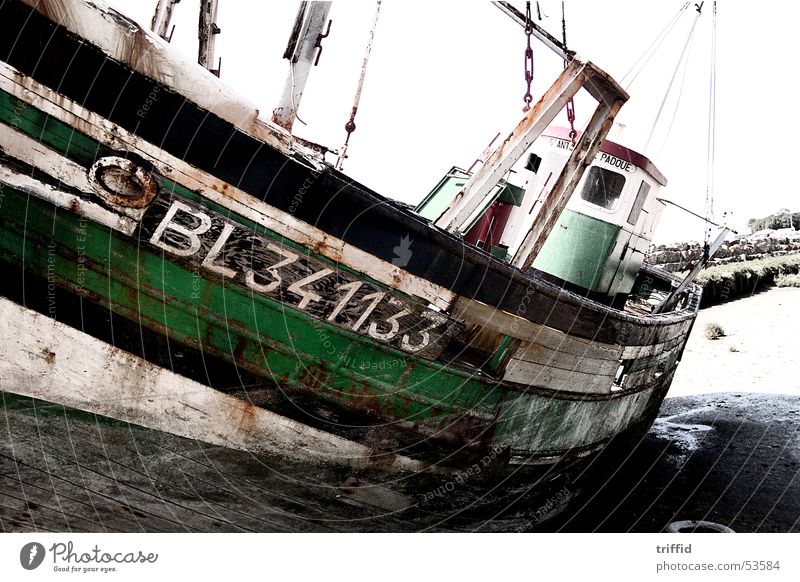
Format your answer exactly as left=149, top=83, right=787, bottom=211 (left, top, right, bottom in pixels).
left=566, top=98, right=577, bottom=143
left=561, top=1, right=577, bottom=143
left=522, top=1, right=534, bottom=112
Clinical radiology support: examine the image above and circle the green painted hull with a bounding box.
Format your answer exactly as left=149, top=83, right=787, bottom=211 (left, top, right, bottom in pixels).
left=0, top=1, right=697, bottom=468
left=0, top=185, right=504, bottom=437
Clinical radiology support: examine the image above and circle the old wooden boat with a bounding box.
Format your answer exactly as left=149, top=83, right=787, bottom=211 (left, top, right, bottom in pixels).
left=0, top=0, right=718, bottom=526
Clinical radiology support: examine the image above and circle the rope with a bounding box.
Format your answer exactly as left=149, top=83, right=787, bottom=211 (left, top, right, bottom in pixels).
left=335, top=1, right=382, bottom=171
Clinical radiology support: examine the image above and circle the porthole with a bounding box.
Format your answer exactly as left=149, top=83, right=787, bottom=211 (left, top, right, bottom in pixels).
left=88, top=156, right=158, bottom=209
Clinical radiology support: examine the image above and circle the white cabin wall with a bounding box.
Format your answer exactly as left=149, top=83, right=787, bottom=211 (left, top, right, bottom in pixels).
left=500, top=150, right=569, bottom=256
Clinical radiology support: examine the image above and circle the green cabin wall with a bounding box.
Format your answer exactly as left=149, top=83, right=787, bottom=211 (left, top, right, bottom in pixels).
left=532, top=209, right=620, bottom=292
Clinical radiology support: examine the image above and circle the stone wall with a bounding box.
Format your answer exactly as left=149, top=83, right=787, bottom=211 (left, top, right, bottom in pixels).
left=647, top=237, right=800, bottom=272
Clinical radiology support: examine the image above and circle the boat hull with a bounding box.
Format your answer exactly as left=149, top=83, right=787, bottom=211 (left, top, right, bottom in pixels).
left=0, top=0, right=701, bottom=517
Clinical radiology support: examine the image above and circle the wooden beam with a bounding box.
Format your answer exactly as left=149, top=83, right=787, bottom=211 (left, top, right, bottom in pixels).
left=198, top=0, right=221, bottom=75
left=511, top=93, right=625, bottom=270
left=271, top=2, right=332, bottom=131
left=435, top=59, right=592, bottom=233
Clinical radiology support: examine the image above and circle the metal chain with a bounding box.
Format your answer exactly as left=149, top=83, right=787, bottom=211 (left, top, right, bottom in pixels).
left=522, top=1, right=534, bottom=112
left=562, top=1, right=577, bottom=143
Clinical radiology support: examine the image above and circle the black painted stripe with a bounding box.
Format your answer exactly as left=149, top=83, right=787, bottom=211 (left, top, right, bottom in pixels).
left=0, top=0, right=696, bottom=346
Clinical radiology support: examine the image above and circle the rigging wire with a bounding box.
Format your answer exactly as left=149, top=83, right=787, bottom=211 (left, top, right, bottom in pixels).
left=621, top=2, right=691, bottom=90
left=653, top=22, right=697, bottom=158
left=704, top=0, right=718, bottom=245
left=643, top=5, right=703, bottom=153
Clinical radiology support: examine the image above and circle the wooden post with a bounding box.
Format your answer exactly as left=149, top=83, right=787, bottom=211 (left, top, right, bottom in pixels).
left=150, top=0, right=180, bottom=41
left=435, top=59, right=593, bottom=233
left=511, top=95, right=625, bottom=270
left=198, top=0, right=221, bottom=75
left=271, top=2, right=332, bottom=131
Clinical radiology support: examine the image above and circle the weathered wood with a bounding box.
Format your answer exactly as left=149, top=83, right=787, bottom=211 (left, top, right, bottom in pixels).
left=495, top=382, right=662, bottom=453
left=436, top=60, right=596, bottom=232
left=512, top=93, right=625, bottom=269
left=451, top=297, right=623, bottom=359
left=0, top=55, right=701, bottom=346
left=141, top=194, right=463, bottom=359
left=513, top=341, right=621, bottom=376
left=504, top=359, right=615, bottom=394
left=621, top=334, right=687, bottom=360
left=15, top=0, right=297, bottom=155
left=0, top=297, right=427, bottom=473
left=620, top=344, right=683, bottom=390
left=0, top=62, right=456, bottom=311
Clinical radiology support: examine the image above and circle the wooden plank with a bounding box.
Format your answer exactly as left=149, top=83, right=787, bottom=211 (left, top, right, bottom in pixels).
left=18, top=0, right=299, bottom=159
left=622, top=334, right=687, bottom=360
left=513, top=340, right=621, bottom=376
left=451, top=297, right=624, bottom=359
left=504, top=359, right=614, bottom=394
left=620, top=345, right=683, bottom=390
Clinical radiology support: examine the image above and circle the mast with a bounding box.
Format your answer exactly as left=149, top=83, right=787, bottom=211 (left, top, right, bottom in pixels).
left=198, top=0, right=221, bottom=76
left=150, top=0, right=181, bottom=41
left=272, top=2, right=333, bottom=132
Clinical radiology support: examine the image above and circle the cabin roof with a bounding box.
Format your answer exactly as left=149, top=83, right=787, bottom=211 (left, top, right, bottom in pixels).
left=544, top=126, right=667, bottom=187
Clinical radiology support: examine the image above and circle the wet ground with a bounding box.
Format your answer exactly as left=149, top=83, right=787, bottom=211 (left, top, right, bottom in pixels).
left=2, top=390, right=798, bottom=533
left=548, top=392, right=800, bottom=532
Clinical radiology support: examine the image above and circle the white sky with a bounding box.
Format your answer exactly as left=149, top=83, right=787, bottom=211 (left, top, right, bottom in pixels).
left=106, top=0, right=800, bottom=244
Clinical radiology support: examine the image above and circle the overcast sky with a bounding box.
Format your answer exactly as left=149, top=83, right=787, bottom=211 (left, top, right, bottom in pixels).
left=106, top=0, right=800, bottom=244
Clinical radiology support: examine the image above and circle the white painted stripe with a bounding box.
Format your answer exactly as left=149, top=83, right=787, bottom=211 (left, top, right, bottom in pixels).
left=0, top=296, right=428, bottom=473
left=0, top=164, right=137, bottom=235
left=0, top=122, right=138, bottom=233
left=0, top=120, right=93, bottom=193
left=0, top=61, right=456, bottom=310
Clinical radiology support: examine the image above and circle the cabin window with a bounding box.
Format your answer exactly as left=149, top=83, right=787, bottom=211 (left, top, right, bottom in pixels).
left=627, top=180, right=651, bottom=225
left=580, top=167, right=625, bottom=210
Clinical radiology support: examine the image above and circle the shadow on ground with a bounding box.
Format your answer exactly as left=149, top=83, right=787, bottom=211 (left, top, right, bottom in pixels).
left=548, top=393, right=800, bottom=532
left=2, top=392, right=798, bottom=532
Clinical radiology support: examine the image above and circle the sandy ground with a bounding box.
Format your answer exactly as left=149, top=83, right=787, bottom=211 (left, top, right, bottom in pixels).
left=669, top=287, right=800, bottom=397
